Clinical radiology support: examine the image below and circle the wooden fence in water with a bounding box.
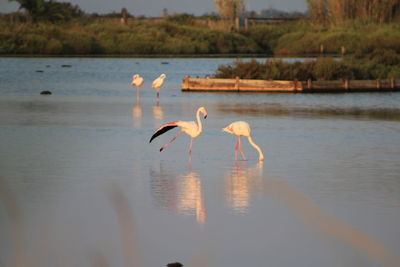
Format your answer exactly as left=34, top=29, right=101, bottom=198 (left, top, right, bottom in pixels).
left=181, top=77, right=400, bottom=93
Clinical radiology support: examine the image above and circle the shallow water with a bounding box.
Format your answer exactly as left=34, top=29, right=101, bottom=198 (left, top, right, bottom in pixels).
left=1, top=57, right=400, bottom=267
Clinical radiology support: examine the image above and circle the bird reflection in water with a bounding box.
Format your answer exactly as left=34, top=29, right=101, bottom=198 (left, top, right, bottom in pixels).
left=152, top=103, right=163, bottom=121
left=132, top=87, right=142, bottom=128
left=150, top=163, right=206, bottom=224
left=224, top=161, right=263, bottom=214
left=177, top=165, right=206, bottom=224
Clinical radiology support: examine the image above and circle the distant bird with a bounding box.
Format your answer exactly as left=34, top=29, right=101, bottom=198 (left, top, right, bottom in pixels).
left=151, top=74, right=166, bottom=99
left=131, top=74, right=144, bottom=97
left=150, top=107, right=208, bottom=155
left=222, top=121, right=264, bottom=161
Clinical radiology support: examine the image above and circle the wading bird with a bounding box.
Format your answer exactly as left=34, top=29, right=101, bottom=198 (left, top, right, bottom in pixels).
left=150, top=107, right=208, bottom=155
left=222, top=121, right=264, bottom=161
left=151, top=74, right=166, bottom=100
left=131, top=74, right=144, bottom=98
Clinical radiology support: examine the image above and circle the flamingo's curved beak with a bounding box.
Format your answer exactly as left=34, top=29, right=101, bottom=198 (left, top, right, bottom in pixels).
left=204, top=114, right=207, bottom=119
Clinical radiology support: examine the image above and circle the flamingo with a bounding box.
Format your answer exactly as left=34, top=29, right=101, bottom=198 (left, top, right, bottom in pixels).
left=151, top=74, right=166, bottom=100
left=222, top=121, right=264, bottom=161
left=149, top=107, right=208, bottom=155
left=131, top=74, right=144, bottom=98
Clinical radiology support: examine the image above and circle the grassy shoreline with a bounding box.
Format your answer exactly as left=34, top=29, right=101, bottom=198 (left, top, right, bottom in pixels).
left=1, top=17, right=399, bottom=56
left=1, top=17, right=399, bottom=80
left=0, top=53, right=343, bottom=58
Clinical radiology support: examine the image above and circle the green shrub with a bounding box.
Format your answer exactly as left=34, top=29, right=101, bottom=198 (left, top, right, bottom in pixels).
left=215, top=54, right=399, bottom=80
left=17, top=33, right=48, bottom=53
left=117, top=33, right=156, bottom=54
left=387, top=66, right=400, bottom=79
left=167, top=14, right=195, bottom=25
left=313, top=58, right=354, bottom=80
left=368, top=49, right=400, bottom=66
left=215, top=59, right=264, bottom=78
left=44, top=38, right=63, bottom=54
left=62, top=33, right=93, bottom=54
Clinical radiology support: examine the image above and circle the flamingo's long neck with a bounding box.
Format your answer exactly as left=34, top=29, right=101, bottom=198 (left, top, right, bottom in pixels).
left=247, top=136, right=264, bottom=161
left=196, top=109, right=203, bottom=136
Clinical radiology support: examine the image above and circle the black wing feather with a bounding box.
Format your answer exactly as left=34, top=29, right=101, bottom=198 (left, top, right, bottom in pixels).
left=149, top=125, right=178, bottom=143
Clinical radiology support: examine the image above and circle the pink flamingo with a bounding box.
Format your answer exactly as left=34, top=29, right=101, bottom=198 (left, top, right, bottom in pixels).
left=150, top=107, right=208, bottom=155
left=222, top=121, right=264, bottom=161
left=151, top=74, right=166, bottom=100
left=131, top=74, right=144, bottom=98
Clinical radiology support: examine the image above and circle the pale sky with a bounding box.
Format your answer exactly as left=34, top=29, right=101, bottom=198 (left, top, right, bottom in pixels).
left=1, top=0, right=307, bottom=16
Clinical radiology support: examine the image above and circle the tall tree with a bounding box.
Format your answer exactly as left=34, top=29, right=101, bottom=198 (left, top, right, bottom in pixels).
left=8, top=0, right=83, bottom=22
left=307, top=0, right=400, bottom=24
left=9, top=0, right=46, bottom=21
left=307, top=0, right=328, bottom=23
left=215, top=0, right=244, bottom=24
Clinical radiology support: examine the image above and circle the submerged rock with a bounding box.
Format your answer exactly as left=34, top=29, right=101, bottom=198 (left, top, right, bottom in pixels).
left=167, top=262, right=183, bottom=267
left=40, top=90, right=52, bottom=95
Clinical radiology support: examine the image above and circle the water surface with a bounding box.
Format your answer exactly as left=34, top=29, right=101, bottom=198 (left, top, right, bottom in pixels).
left=1, top=57, right=400, bottom=267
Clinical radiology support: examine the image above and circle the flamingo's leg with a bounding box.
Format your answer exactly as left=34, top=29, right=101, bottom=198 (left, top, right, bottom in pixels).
left=156, top=88, right=160, bottom=99
left=189, top=138, right=193, bottom=155
left=160, top=130, right=183, bottom=152
left=235, top=136, right=239, bottom=161
left=238, top=136, right=247, bottom=161
left=136, top=86, right=140, bottom=105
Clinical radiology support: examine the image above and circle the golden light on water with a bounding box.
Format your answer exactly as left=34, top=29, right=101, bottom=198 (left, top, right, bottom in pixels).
left=153, top=104, right=163, bottom=121
left=132, top=105, right=142, bottom=119
left=177, top=171, right=206, bottom=224
left=224, top=162, right=263, bottom=213
left=132, top=105, right=142, bottom=128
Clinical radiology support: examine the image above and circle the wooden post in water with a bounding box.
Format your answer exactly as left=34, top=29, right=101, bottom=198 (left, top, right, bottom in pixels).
left=390, top=78, right=395, bottom=89
left=294, top=79, right=298, bottom=92
left=183, top=76, right=189, bottom=90
left=307, top=79, right=312, bottom=90
left=344, top=79, right=349, bottom=90
left=235, top=76, right=240, bottom=91
left=376, top=79, right=381, bottom=89
left=235, top=17, right=240, bottom=30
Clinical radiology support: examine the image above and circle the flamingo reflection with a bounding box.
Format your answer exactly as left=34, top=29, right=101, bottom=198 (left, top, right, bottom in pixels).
left=150, top=163, right=206, bottom=224
left=225, top=161, right=263, bottom=213
left=177, top=165, right=206, bottom=224
left=132, top=88, right=142, bottom=128
left=152, top=103, right=163, bottom=121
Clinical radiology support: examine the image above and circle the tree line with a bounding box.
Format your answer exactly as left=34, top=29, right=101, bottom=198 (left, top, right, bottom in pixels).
left=307, top=0, right=400, bottom=24
left=7, top=0, right=84, bottom=22
left=8, top=0, right=400, bottom=25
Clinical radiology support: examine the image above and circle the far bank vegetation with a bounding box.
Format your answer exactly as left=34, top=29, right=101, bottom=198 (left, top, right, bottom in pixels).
left=0, top=0, right=400, bottom=60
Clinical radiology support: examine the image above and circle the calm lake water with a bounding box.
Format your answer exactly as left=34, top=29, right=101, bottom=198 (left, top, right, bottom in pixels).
left=1, top=57, right=400, bottom=267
